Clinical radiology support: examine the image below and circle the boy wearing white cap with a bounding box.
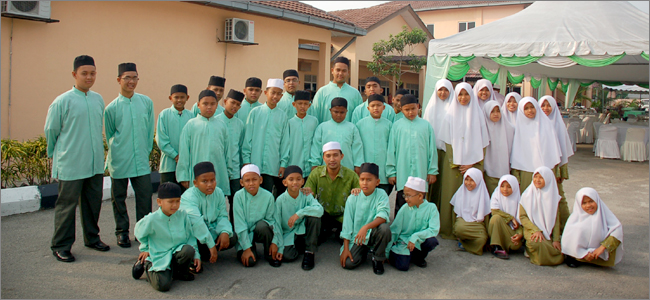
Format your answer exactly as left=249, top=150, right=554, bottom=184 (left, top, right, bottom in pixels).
left=233, top=164, right=283, bottom=267
left=304, top=141, right=360, bottom=245
left=340, top=163, right=391, bottom=275
left=387, top=176, right=440, bottom=271
left=242, top=79, right=290, bottom=198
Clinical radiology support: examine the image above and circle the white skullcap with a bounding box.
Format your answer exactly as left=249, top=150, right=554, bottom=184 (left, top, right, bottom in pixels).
left=322, top=141, right=341, bottom=153
left=404, top=176, right=427, bottom=193
left=241, top=164, right=260, bottom=177
left=266, top=78, right=284, bottom=90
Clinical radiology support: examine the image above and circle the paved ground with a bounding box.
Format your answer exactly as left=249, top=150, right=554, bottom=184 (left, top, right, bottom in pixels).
left=2, top=145, right=648, bottom=299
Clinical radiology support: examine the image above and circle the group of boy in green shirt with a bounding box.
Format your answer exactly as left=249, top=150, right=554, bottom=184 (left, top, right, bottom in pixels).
left=45, top=54, right=443, bottom=292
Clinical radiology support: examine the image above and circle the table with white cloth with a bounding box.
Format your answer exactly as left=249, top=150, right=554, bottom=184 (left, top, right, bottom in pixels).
left=611, top=123, right=650, bottom=147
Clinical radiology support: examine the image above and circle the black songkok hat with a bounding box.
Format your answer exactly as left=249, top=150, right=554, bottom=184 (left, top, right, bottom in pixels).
left=227, top=89, right=245, bottom=102
left=170, top=84, right=188, bottom=95
left=395, top=89, right=409, bottom=96
left=365, top=76, right=381, bottom=85
left=284, top=165, right=303, bottom=177
left=400, top=94, right=418, bottom=106
left=193, top=161, right=216, bottom=179
left=118, top=62, right=137, bottom=77
left=294, top=90, right=311, bottom=102
left=245, top=77, right=262, bottom=88
left=333, top=56, right=350, bottom=67
left=283, top=69, right=299, bottom=79
left=359, top=163, right=379, bottom=178
left=330, top=97, right=348, bottom=109
left=73, top=55, right=95, bottom=71
left=157, top=182, right=182, bottom=199
left=208, top=76, right=226, bottom=87
left=368, top=94, right=385, bottom=103
left=198, top=90, right=217, bottom=101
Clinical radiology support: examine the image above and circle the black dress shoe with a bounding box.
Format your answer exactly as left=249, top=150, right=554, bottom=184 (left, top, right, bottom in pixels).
left=85, top=241, right=111, bottom=252
left=565, top=256, right=580, bottom=268
left=117, top=235, right=131, bottom=248
left=53, top=250, right=75, bottom=262
left=173, top=272, right=195, bottom=281
left=189, top=265, right=203, bottom=274
left=302, top=252, right=315, bottom=270
left=372, top=258, right=384, bottom=275
left=412, top=258, right=427, bottom=268
left=269, top=259, right=282, bottom=268
left=132, top=261, right=145, bottom=279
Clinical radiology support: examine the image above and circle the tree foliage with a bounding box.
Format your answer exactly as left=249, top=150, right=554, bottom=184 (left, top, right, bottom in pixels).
left=367, top=26, right=428, bottom=88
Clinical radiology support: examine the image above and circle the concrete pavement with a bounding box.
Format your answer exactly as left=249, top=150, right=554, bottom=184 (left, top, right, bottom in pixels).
left=2, top=145, right=648, bottom=299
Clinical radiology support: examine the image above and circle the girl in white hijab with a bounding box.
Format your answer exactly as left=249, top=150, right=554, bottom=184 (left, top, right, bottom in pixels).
left=562, top=188, right=623, bottom=268
left=488, top=175, right=523, bottom=259
left=510, top=97, right=562, bottom=193
left=502, top=92, right=521, bottom=126
left=437, top=82, right=490, bottom=240
left=539, top=95, right=574, bottom=232
left=450, top=168, right=491, bottom=255
left=482, top=100, right=515, bottom=196
left=473, top=79, right=497, bottom=110
left=423, top=79, right=454, bottom=207
left=519, top=166, right=564, bottom=266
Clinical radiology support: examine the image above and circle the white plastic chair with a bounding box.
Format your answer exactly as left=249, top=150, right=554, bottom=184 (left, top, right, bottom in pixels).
left=594, top=125, right=620, bottom=159
left=620, top=128, right=647, bottom=162
left=567, top=122, right=580, bottom=152
left=592, top=122, right=604, bottom=152
left=580, top=116, right=596, bottom=144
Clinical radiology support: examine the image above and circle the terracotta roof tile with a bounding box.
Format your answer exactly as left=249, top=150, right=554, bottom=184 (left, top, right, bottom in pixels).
left=329, top=2, right=410, bottom=29
left=249, top=1, right=355, bottom=26
left=388, top=1, right=531, bottom=11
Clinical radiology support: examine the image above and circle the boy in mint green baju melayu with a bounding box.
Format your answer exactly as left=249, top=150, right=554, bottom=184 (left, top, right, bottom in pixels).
left=192, top=76, right=225, bottom=117
left=156, top=84, right=193, bottom=188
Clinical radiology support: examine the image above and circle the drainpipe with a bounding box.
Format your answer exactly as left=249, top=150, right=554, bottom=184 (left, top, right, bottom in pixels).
left=8, top=18, right=13, bottom=138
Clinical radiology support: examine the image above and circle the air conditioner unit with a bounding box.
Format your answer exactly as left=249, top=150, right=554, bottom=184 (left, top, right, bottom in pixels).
left=1, top=1, right=51, bottom=19
left=224, top=18, right=254, bottom=44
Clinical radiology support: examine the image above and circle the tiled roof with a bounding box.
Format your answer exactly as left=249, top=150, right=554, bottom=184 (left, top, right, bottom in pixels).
left=388, top=1, right=532, bottom=11
left=250, top=1, right=355, bottom=26
left=329, top=2, right=410, bottom=29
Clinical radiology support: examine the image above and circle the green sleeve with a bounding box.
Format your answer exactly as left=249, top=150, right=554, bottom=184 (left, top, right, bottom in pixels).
left=273, top=199, right=286, bottom=254
left=279, top=122, right=291, bottom=168
left=214, top=190, right=234, bottom=237
left=427, top=125, right=439, bottom=175
left=179, top=194, right=216, bottom=249
left=518, top=204, right=541, bottom=233
left=352, top=126, right=364, bottom=168
left=222, top=128, right=235, bottom=180
left=176, top=125, right=191, bottom=182
left=552, top=210, right=561, bottom=242
left=233, top=193, right=252, bottom=250
left=491, top=209, right=514, bottom=223
left=156, top=112, right=178, bottom=159
left=389, top=207, right=404, bottom=247
left=374, top=193, right=391, bottom=222
left=241, top=113, right=254, bottom=165
left=104, top=104, right=116, bottom=147
left=309, top=126, right=323, bottom=167
left=44, top=100, right=62, bottom=158
left=295, top=194, right=324, bottom=218
left=601, top=236, right=621, bottom=254
left=134, top=216, right=151, bottom=253
left=304, top=171, right=318, bottom=191
left=409, top=206, right=440, bottom=248
left=385, top=125, right=397, bottom=178
left=339, top=197, right=355, bottom=242
left=185, top=214, right=201, bottom=260
left=267, top=197, right=283, bottom=248
left=146, top=98, right=155, bottom=154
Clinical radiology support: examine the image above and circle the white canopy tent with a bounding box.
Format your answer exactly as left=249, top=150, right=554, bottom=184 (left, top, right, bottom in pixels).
left=603, top=84, right=649, bottom=93
left=423, top=1, right=650, bottom=109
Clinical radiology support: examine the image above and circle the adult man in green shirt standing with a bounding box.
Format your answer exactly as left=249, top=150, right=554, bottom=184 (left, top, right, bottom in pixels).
left=308, top=56, right=363, bottom=123
left=105, top=62, right=155, bottom=248
left=276, top=69, right=300, bottom=119
left=304, top=142, right=360, bottom=245
left=45, top=55, right=110, bottom=262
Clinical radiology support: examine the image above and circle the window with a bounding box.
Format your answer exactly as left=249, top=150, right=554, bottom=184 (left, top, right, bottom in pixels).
left=304, top=74, right=317, bottom=91
left=426, top=24, right=434, bottom=37
left=458, top=21, right=475, bottom=32
left=406, top=83, right=419, bottom=99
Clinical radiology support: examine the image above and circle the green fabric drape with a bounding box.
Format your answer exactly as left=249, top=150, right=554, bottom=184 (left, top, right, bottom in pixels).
left=508, top=72, right=525, bottom=84
left=530, top=77, right=542, bottom=89
left=537, top=77, right=547, bottom=100
left=548, top=78, right=560, bottom=91
left=451, top=55, right=475, bottom=63
left=479, top=66, right=499, bottom=83
left=423, top=54, right=452, bottom=110
left=642, top=52, right=649, bottom=61
left=497, top=68, right=508, bottom=96
left=560, top=80, right=570, bottom=94
left=568, top=54, right=626, bottom=67
left=565, top=79, right=581, bottom=108
left=447, top=63, right=471, bottom=81
left=491, top=55, right=541, bottom=67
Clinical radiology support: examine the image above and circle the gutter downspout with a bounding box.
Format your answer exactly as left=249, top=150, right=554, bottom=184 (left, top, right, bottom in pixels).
left=8, top=18, right=13, bottom=138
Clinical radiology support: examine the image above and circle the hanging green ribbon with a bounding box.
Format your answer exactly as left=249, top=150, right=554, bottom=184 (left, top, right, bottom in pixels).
left=568, top=53, right=626, bottom=67
left=507, top=71, right=525, bottom=84
left=447, top=62, right=470, bottom=81
left=530, top=77, right=542, bottom=89
left=547, top=78, right=560, bottom=91
left=451, top=55, right=475, bottom=63
left=479, top=66, right=499, bottom=83
left=641, top=52, right=649, bottom=61
left=560, top=80, right=569, bottom=94
left=491, top=55, right=541, bottom=67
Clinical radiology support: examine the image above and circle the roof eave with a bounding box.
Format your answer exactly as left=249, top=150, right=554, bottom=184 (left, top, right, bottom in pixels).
left=365, top=5, right=433, bottom=40
left=192, top=1, right=367, bottom=36
left=414, top=1, right=535, bottom=12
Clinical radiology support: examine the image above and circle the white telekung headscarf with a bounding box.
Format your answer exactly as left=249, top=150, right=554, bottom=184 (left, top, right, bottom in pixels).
left=483, top=100, right=515, bottom=178
left=539, top=96, right=574, bottom=166
left=450, top=168, right=491, bottom=222
left=473, top=79, right=497, bottom=110
left=510, top=97, right=562, bottom=172
left=439, top=82, right=489, bottom=165
left=490, top=175, right=521, bottom=229
left=502, top=92, right=522, bottom=126
left=423, top=79, right=454, bottom=150
left=562, top=188, right=624, bottom=264
left=519, top=166, right=560, bottom=240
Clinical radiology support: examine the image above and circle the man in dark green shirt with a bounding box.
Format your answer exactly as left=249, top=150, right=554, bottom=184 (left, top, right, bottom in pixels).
left=304, top=142, right=359, bottom=245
